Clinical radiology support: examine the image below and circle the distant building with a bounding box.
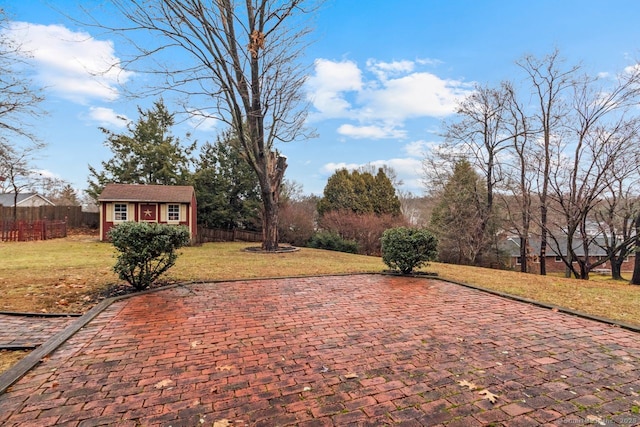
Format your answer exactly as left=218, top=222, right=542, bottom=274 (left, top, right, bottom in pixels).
left=0, top=193, right=55, bottom=207
left=97, top=184, right=198, bottom=242
left=500, top=236, right=635, bottom=273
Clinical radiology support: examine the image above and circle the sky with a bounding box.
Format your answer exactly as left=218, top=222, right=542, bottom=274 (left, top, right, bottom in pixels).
left=3, top=0, right=640, bottom=197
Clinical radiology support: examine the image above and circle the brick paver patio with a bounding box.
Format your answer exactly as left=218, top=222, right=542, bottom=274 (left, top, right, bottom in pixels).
left=0, top=314, right=78, bottom=349
left=0, top=275, right=638, bottom=426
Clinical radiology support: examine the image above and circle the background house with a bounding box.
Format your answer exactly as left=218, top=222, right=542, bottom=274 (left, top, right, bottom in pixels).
left=97, top=184, right=197, bottom=241
left=500, top=236, right=635, bottom=274
left=0, top=193, right=55, bottom=207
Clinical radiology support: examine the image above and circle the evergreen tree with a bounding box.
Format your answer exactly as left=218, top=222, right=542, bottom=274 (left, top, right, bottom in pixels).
left=193, top=131, right=261, bottom=230
left=430, top=160, right=490, bottom=265
left=87, top=99, right=195, bottom=201
left=318, top=168, right=401, bottom=216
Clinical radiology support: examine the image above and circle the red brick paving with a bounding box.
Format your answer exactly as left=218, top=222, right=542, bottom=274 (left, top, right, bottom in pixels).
left=1, top=275, right=639, bottom=426
left=0, top=314, right=77, bottom=348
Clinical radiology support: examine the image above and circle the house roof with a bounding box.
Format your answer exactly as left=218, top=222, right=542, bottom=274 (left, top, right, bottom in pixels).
left=98, top=184, right=195, bottom=203
left=0, top=193, right=55, bottom=207
left=500, top=236, right=611, bottom=257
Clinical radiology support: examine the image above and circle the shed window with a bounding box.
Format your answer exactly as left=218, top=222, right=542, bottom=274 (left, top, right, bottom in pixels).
left=168, top=204, right=180, bottom=221
left=114, top=203, right=128, bottom=221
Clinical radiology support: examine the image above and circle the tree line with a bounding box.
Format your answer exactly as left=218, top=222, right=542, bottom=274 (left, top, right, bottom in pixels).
left=85, top=98, right=405, bottom=256
left=425, top=49, right=640, bottom=282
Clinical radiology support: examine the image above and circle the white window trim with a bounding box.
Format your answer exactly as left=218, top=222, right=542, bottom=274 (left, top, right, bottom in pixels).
left=114, top=203, right=128, bottom=222
left=167, top=204, right=181, bottom=222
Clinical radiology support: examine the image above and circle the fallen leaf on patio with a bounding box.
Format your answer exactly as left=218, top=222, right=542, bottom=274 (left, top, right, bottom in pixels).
left=458, top=380, right=478, bottom=390
left=216, top=365, right=234, bottom=371
left=344, top=373, right=359, bottom=379
left=50, top=381, right=59, bottom=388
left=321, top=365, right=329, bottom=373
left=213, top=420, right=231, bottom=427
left=303, top=386, right=312, bottom=391
left=191, top=341, right=200, bottom=349
left=154, top=379, right=174, bottom=389
left=479, top=389, right=498, bottom=404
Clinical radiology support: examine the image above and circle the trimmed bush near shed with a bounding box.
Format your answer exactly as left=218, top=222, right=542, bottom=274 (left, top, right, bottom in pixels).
left=108, top=222, right=191, bottom=290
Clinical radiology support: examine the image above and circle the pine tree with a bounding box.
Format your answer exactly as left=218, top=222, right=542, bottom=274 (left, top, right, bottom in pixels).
left=87, top=99, right=195, bottom=201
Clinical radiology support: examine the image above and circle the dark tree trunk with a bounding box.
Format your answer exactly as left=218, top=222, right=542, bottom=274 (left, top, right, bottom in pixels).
left=611, top=256, right=623, bottom=281
left=539, top=206, right=547, bottom=275
left=259, top=153, right=287, bottom=251
left=631, top=214, right=640, bottom=285
left=520, top=236, right=527, bottom=273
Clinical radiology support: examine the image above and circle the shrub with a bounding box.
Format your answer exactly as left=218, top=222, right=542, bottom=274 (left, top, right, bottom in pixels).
left=381, top=227, right=438, bottom=274
left=318, top=210, right=407, bottom=256
left=108, top=222, right=191, bottom=290
left=307, top=231, right=359, bottom=254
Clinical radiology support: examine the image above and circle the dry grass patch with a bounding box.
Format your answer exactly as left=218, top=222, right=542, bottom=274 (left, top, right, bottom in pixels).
left=0, top=236, right=384, bottom=313
left=0, top=350, right=29, bottom=373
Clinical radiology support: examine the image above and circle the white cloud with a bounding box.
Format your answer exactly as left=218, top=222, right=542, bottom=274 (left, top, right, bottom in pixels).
left=360, top=72, right=470, bottom=120
left=307, top=58, right=473, bottom=140
left=322, top=162, right=362, bottom=173
left=188, top=111, right=219, bottom=132
left=307, top=59, right=362, bottom=118
left=366, top=59, right=415, bottom=81
left=87, top=107, right=129, bottom=128
left=404, top=140, right=431, bottom=157
left=337, top=124, right=406, bottom=139
left=5, top=22, right=132, bottom=104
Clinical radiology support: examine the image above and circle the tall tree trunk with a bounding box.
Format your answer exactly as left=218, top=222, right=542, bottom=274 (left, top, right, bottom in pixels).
left=611, top=256, right=623, bottom=281
left=519, top=236, right=527, bottom=273
left=260, top=153, right=287, bottom=251
left=631, top=213, right=640, bottom=285
left=539, top=205, right=547, bottom=275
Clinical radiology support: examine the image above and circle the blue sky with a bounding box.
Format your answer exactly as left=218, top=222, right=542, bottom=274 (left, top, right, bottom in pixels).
left=4, top=0, right=640, bottom=196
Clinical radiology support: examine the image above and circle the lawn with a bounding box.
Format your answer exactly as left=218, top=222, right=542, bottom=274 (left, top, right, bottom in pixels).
left=1, top=232, right=638, bottom=374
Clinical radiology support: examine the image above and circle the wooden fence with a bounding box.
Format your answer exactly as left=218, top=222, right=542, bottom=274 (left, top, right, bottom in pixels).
left=197, top=226, right=262, bottom=244
left=0, top=206, right=99, bottom=229
left=0, top=220, right=67, bottom=242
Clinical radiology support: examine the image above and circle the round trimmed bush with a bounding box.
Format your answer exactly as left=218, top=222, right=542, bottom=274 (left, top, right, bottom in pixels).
left=381, top=227, right=438, bottom=274
left=108, top=222, right=191, bottom=290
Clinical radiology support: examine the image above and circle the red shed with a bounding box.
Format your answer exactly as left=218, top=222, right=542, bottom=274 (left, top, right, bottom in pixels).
left=98, top=184, right=197, bottom=242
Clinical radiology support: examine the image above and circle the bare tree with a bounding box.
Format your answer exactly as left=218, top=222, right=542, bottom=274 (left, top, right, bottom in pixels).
left=594, top=172, right=640, bottom=280
left=500, top=81, right=537, bottom=273
left=0, top=9, right=44, bottom=146
left=517, top=49, right=578, bottom=275
left=100, top=0, right=316, bottom=251
left=632, top=212, right=640, bottom=285
left=546, top=69, right=640, bottom=279
left=0, top=142, right=44, bottom=219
